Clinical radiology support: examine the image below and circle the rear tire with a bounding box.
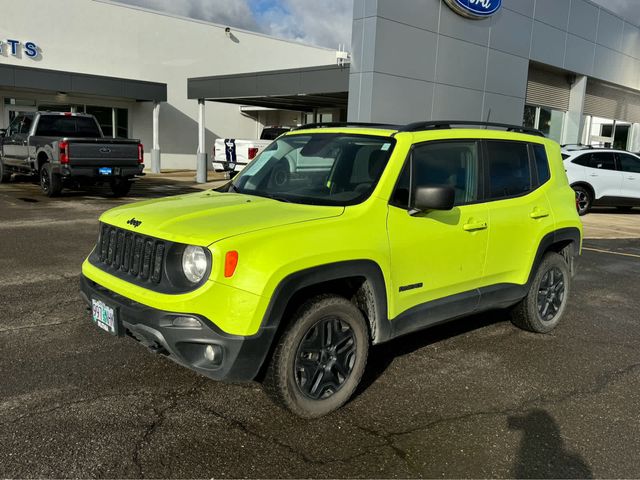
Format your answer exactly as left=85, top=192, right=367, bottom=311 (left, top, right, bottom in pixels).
left=510, top=252, right=571, bottom=334
left=0, top=157, right=11, bottom=183
left=573, top=185, right=592, bottom=216
left=40, top=163, right=62, bottom=197
left=263, top=295, right=369, bottom=418
left=110, top=177, right=132, bottom=197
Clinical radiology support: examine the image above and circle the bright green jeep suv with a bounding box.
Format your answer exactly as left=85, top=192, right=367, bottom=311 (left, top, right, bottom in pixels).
left=81, top=121, right=582, bottom=417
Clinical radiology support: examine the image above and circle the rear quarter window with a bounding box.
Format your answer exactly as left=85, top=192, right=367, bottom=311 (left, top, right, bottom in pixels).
left=532, top=144, right=551, bottom=185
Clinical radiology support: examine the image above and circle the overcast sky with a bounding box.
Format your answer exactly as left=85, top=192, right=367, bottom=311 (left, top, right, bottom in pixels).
left=115, top=0, right=640, bottom=49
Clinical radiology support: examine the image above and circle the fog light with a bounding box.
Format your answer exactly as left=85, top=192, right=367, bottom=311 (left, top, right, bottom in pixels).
left=172, top=316, right=201, bottom=328
left=204, top=345, right=218, bottom=362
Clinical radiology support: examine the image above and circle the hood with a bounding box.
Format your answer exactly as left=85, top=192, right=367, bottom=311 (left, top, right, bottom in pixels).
left=100, top=191, right=344, bottom=245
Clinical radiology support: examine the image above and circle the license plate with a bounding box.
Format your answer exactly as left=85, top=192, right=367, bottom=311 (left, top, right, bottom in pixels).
left=91, top=298, right=118, bottom=335
left=98, top=167, right=112, bottom=175
left=228, top=163, right=236, bottom=170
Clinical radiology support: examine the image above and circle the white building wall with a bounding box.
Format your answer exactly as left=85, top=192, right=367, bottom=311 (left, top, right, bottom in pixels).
left=0, top=0, right=336, bottom=169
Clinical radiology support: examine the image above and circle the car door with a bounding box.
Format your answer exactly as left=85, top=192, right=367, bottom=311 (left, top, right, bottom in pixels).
left=482, top=140, right=556, bottom=287
left=15, top=114, right=34, bottom=167
left=617, top=153, right=640, bottom=203
left=582, top=152, right=622, bottom=200
left=387, top=140, right=489, bottom=318
left=2, top=116, right=24, bottom=166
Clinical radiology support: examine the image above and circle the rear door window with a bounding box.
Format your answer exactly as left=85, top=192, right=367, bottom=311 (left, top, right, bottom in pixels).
left=618, top=153, right=640, bottom=174
left=576, top=152, right=617, bottom=170
left=486, top=141, right=532, bottom=199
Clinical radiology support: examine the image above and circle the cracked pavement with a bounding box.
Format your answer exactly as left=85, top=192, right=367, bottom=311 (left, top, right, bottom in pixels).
left=1, top=178, right=640, bottom=478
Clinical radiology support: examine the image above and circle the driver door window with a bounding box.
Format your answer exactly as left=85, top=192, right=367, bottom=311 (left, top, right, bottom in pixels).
left=618, top=153, right=640, bottom=200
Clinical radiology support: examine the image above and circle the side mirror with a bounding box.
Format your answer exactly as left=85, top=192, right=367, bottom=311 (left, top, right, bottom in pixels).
left=410, top=186, right=455, bottom=215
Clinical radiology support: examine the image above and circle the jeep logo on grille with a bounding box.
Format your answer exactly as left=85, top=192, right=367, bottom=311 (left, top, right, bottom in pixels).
left=127, top=218, right=142, bottom=228
left=444, top=0, right=501, bottom=19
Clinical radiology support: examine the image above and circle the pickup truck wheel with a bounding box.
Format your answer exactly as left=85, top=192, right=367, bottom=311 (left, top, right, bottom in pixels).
left=510, top=252, right=570, bottom=334
left=263, top=295, right=369, bottom=418
left=110, top=178, right=132, bottom=197
left=0, top=157, right=11, bottom=183
left=40, top=163, right=62, bottom=197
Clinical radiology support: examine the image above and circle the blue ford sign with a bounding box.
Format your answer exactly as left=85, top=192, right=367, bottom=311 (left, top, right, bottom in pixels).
left=444, top=0, right=502, bottom=19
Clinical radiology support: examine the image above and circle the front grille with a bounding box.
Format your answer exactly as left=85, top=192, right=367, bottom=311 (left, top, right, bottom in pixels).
left=97, top=224, right=165, bottom=284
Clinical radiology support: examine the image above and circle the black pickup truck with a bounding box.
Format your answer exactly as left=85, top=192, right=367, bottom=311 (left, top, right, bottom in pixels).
left=0, top=112, right=144, bottom=197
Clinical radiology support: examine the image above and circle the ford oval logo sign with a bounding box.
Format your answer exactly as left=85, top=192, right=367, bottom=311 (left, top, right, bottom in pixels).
left=444, top=0, right=502, bottom=19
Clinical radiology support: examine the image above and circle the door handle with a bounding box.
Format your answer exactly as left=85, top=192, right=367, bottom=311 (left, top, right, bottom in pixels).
left=463, top=221, right=488, bottom=232
left=589, top=174, right=599, bottom=177
left=530, top=208, right=550, bottom=219
left=627, top=177, right=636, bottom=180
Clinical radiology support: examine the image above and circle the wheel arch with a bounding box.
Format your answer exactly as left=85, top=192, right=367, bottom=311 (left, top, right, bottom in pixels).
left=253, top=260, right=390, bottom=380
left=36, top=149, right=51, bottom=172
left=528, top=227, right=582, bottom=284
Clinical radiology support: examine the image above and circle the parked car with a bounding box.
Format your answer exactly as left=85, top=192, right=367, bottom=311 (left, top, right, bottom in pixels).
left=80, top=121, right=582, bottom=418
left=562, top=146, right=640, bottom=215
left=0, top=112, right=144, bottom=197
left=212, top=126, right=291, bottom=177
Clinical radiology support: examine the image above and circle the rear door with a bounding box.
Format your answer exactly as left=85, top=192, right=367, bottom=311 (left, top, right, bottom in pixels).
left=15, top=114, right=34, bottom=166
left=2, top=116, right=24, bottom=166
left=617, top=153, right=640, bottom=202
left=482, top=140, right=555, bottom=287
left=580, top=152, right=622, bottom=200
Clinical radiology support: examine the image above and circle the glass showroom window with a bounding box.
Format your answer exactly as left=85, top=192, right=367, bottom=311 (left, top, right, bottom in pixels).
left=523, top=105, right=565, bottom=142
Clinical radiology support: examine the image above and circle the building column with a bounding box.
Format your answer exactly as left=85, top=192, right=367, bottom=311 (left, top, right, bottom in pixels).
left=561, top=75, right=587, bottom=145
left=628, top=123, right=640, bottom=152
left=111, top=108, right=117, bottom=138
left=151, top=102, right=161, bottom=173
left=196, top=99, right=208, bottom=183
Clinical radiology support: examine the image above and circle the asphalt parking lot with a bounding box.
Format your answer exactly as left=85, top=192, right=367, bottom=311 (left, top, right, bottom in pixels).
left=1, top=176, right=639, bottom=479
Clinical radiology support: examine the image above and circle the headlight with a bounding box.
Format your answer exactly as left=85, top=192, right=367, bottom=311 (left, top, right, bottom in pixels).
left=182, top=246, right=209, bottom=283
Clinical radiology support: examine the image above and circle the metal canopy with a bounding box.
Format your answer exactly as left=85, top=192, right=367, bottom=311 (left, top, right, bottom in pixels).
left=187, top=64, right=349, bottom=111
left=0, top=64, right=167, bottom=102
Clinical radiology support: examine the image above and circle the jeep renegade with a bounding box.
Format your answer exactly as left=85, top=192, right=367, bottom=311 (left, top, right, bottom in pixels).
left=80, top=121, right=582, bottom=418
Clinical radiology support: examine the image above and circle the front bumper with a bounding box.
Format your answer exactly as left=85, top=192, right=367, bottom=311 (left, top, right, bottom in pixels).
left=80, top=274, right=276, bottom=382
left=211, top=160, right=247, bottom=173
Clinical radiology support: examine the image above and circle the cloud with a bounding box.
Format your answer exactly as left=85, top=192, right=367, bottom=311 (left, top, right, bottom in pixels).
left=253, top=0, right=354, bottom=48
left=114, top=0, right=262, bottom=32
left=113, top=0, right=353, bottom=48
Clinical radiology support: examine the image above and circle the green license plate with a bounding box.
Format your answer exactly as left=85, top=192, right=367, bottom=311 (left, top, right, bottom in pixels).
left=91, top=298, right=118, bottom=335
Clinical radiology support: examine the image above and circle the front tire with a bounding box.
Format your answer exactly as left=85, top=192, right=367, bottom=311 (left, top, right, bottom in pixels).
left=263, top=295, right=369, bottom=418
left=0, top=157, right=11, bottom=183
left=510, top=252, right=571, bottom=334
left=40, top=163, right=62, bottom=197
left=573, top=185, right=592, bottom=216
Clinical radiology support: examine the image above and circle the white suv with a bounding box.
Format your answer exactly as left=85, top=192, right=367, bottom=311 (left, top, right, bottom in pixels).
left=562, top=147, right=640, bottom=215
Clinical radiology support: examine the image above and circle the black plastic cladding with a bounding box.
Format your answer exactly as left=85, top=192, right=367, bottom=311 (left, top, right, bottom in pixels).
left=90, top=223, right=210, bottom=294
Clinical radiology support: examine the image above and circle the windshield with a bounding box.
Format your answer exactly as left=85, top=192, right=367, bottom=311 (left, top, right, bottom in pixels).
left=227, top=133, right=396, bottom=206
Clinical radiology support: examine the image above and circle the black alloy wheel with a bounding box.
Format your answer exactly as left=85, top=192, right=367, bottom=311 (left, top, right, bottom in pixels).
left=536, top=267, right=565, bottom=323
left=263, top=294, right=369, bottom=418
left=294, top=316, right=357, bottom=400
left=510, top=252, right=571, bottom=334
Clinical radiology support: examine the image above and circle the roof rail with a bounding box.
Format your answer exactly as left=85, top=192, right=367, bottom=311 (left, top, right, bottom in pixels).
left=293, top=122, right=400, bottom=131
left=397, top=121, right=545, bottom=137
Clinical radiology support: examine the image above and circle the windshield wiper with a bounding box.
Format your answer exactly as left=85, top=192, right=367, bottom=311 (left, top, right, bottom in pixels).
left=251, top=192, right=293, bottom=203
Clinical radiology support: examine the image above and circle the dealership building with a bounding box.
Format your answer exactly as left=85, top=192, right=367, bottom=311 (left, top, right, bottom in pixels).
left=0, top=0, right=337, bottom=170
left=4, top=0, right=640, bottom=172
